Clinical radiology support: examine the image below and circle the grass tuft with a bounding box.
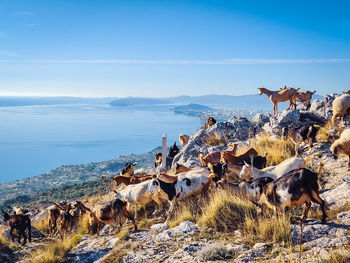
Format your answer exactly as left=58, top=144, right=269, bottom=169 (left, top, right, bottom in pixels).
left=250, top=132, right=295, bottom=165
left=198, top=191, right=255, bottom=232
left=243, top=213, right=292, bottom=245
left=169, top=207, right=196, bottom=228
left=116, top=228, right=129, bottom=242
left=30, top=234, right=82, bottom=263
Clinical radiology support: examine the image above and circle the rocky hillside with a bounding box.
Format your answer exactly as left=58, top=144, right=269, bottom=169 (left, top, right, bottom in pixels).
left=1, top=94, right=350, bottom=263
left=0, top=147, right=161, bottom=203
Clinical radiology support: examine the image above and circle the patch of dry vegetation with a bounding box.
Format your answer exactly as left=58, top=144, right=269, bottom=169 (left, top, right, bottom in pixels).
left=243, top=213, right=292, bottom=246
left=205, top=132, right=227, bottom=146
left=101, top=242, right=138, bottom=263
left=249, top=132, right=295, bottom=165
left=198, top=191, right=255, bottom=232
left=169, top=206, right=196, bottom=228
left=30, top=234, right=81, bottom=263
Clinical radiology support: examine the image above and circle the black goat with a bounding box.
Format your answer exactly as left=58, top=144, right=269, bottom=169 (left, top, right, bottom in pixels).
left=2, top=209, right=31, bottom=245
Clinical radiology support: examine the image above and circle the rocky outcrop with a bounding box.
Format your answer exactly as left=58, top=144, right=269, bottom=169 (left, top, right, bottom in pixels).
left=310, top=94, right=338, bottom=120
left=172, top=117, right=254, bottom=168
left=262, top=109, right=327, bottom=133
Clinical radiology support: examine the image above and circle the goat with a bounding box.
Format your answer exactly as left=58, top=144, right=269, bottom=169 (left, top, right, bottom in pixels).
left=151, top=164, right=225, bottom=221
left=2, top=209, right=31, bottom=245
left=47, top=200, right=69, bottom=236
left=87, top=199, right=137, bottom=235
left=330, top=128, right=350, bottom=168
left=168, top=142, right=180, bottom=158
left=220, top=148, right=258, bottom=166
left=70, top=200, right=91, bottom=230
left=120, top=162, right=137, bottom=177
left=282, top=125, right=319, bottom=155
left=7, top=206, right=29, bottom=215
left=54, top=202, right=75, bottom=240
left=207, top=117, right=217, bottom=126
left=255, top=168, right=327, bottom=223
left=198, top=143, right=238, bottom=167
left=332, top=94, right=350, bottom=127
left=179, top=133, right=190, bottom=147
left=239, top=157, right=305, bottom=181
left=114, top=179, right=167, bottom=219
left=258, top=87, right=300, bottom=115
left=112, top=174, right=153, bottom=188
left=295, top=90, right=316, bottom=110
left=155, top=152, right=162, bottom=167
left=218, top=177, right=274, bottom=200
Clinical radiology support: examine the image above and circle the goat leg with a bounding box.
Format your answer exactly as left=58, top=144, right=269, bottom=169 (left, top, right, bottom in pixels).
left=10, top=227, right=15, bottom=242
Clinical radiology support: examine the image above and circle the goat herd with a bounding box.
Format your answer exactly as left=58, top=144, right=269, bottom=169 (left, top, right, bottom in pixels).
left=1, top=88, right=350, bottom=247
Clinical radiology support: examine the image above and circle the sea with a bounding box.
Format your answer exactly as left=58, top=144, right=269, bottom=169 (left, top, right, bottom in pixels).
left=0, top=103, right=199, bottom=183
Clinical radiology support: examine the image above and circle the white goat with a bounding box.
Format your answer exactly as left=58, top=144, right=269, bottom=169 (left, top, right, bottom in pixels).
left=239, top=157, right=305, bottom=181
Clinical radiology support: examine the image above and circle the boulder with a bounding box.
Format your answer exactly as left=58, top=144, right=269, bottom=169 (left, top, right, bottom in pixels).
left=150, top=223, right=169, bottom=234
left=262, top=109, right=327, bottom=133
left=172, top=118, right=254, bottom=168
left=310, top=94, right=338, bottom=120
left=251, top=113, right=271, bottom=131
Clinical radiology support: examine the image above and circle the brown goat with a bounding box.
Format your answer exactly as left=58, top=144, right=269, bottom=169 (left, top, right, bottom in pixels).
left=198, top=143, right=238, bottom=167
left=258, top=87, right=300, bottom=115
left=88, top=198, right=137, bottom=235
left=155, top=152, right=162, bottom=167
left=47, top=201, right=69, bottom=236
left=220, top=148, right=258, bottom=165
left=55, top=202, right=75, bottom=240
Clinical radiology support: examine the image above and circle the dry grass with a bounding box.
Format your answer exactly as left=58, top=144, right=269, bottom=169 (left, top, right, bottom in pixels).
left=169, top=206, right=196, bottom=228
left=30, top=234, right=82, bottom=263
left=116, top=228, right=129, bottom=242
left=101, top=242, right=138, bottom=263
left=243, top=213, right=292, bottom=246
left=198, top=190, right=255, bottom=232
left=205, top=132, right=227, bottom=146
left=249, top=132, right=295, bottom=165
left=327, top=245, right=350, bottom=263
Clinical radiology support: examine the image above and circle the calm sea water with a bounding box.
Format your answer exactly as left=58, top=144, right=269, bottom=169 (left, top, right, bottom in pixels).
left=0, top=103, right=199, bottom=183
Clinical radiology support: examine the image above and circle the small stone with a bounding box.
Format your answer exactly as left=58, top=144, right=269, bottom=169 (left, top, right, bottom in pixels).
left=150, top=223, right=169, bottom=234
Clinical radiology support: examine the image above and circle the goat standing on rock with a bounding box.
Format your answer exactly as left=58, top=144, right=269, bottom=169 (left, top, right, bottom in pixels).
left=258, top=87, right=300, bottom=115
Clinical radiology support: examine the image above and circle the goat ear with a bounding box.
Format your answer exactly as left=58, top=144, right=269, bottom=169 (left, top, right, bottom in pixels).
left=244, top=161, right=248, bottom=166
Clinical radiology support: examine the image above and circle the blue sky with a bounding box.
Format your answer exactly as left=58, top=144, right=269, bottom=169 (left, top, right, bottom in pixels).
left=0, top=0, right=349, bottom=97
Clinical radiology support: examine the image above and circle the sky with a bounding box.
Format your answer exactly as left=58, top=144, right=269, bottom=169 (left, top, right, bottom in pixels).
left=0, top=0, right=349, bottom=97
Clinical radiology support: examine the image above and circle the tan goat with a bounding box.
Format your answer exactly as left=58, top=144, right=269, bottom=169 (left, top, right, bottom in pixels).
left=258, top=87, right=300, bottom=115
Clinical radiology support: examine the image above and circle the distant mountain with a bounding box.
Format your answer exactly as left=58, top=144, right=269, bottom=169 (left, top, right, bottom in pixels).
left=110, top=94, right=323, bottom=111
left=0, top=96, right=114, bottom=107
left=109, top=97, right=171, bottom=107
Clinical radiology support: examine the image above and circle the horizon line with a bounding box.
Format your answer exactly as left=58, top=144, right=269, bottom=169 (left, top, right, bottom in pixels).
left=1, top=58, right=350, bottom=64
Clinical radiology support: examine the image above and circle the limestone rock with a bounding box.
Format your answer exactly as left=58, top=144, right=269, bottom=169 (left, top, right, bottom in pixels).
left=150, top=223, right=169, bottom=234
left=172, top=118, right=254, bottom=168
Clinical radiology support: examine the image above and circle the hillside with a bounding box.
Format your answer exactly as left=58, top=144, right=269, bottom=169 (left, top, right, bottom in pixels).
left=0, top=147, right=161, bottom=204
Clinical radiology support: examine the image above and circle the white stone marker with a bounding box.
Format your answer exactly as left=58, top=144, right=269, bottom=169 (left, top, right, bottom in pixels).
left=161, top=134, right=167, bottom=170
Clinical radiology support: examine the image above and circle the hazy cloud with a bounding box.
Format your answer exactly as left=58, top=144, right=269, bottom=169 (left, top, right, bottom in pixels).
left=28, top=58, right=350, bottom=65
